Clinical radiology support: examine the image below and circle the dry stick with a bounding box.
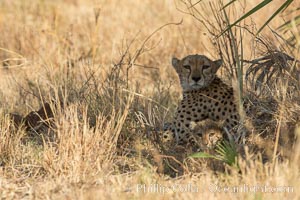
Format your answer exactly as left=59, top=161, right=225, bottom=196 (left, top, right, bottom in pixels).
left=159, top=155, right=185, bottom=173
left=272, top=51, right=292, bottom=164
left=0, top=47, right=25, bottom=59
left=127, top=19, right=183, bottom=79
left=122, top=88, right=169, bottom=112
left=222, top=5, right=245, bottom=137
left=273, top=111, right=282, bottom=165
left=292, top=122, right=300, bottom=166
left=209, top=3, right=232, bottom=74
left=178, top=26, right=188, bottom=53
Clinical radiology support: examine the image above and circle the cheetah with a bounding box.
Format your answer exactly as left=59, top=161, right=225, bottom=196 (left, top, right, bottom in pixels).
left=189, top=119, right=224, bottom=149
left=163, top=54, right=241, bottom=146
left=10, top=102, right=54, bottom=131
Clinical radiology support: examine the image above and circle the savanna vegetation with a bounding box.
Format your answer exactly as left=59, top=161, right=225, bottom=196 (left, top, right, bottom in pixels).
left=0, top=0, right=299, bottom=199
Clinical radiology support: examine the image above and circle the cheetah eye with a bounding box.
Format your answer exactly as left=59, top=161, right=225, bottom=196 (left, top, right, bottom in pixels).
left=203, top=65, right=210, bottom=70
left=183, top=65, right=191, bottom=70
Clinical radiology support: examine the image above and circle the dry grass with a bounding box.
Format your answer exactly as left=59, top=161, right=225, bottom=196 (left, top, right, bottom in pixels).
left=0, top=0, right=300, bottom=199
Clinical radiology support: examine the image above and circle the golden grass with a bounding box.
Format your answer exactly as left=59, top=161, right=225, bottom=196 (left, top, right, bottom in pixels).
left=0, top=0, right=300, bottom=199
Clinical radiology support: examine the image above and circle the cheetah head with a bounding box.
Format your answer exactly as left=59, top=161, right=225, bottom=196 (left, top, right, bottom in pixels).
left=190, top=120, right=224, bottom=148
left=172, top=54, right=222, bottom=91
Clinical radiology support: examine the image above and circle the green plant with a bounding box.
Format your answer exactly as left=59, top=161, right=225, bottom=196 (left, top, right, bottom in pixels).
left=223, top=0, right=295, bottom=35
left=189, top=140, right=239, bottom=169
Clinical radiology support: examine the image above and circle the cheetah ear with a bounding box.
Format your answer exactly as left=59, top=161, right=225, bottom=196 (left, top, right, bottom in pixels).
left=213, top=59, right=223, bottom=72
left=214, top=59, right=222, bottom=67
left=172, top=57, right=180, bottom=68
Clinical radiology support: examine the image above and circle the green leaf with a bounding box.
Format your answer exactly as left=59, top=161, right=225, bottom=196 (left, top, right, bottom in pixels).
left=215, top=145, right=226, bottom=155
left=215, top=140, right=238, bottom=167
left=221, top=0, right=272, bottom=35
left=189, top=140, right=239, bottom=169
left=277, top=15, right=300, bottom=32
left=189, top=152, right=216, bottom=159
left=256, top=0, right=294, bottom=35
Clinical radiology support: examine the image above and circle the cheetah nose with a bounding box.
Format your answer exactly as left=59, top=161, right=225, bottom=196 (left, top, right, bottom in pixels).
left=192, top=76, right=201, bottom=82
